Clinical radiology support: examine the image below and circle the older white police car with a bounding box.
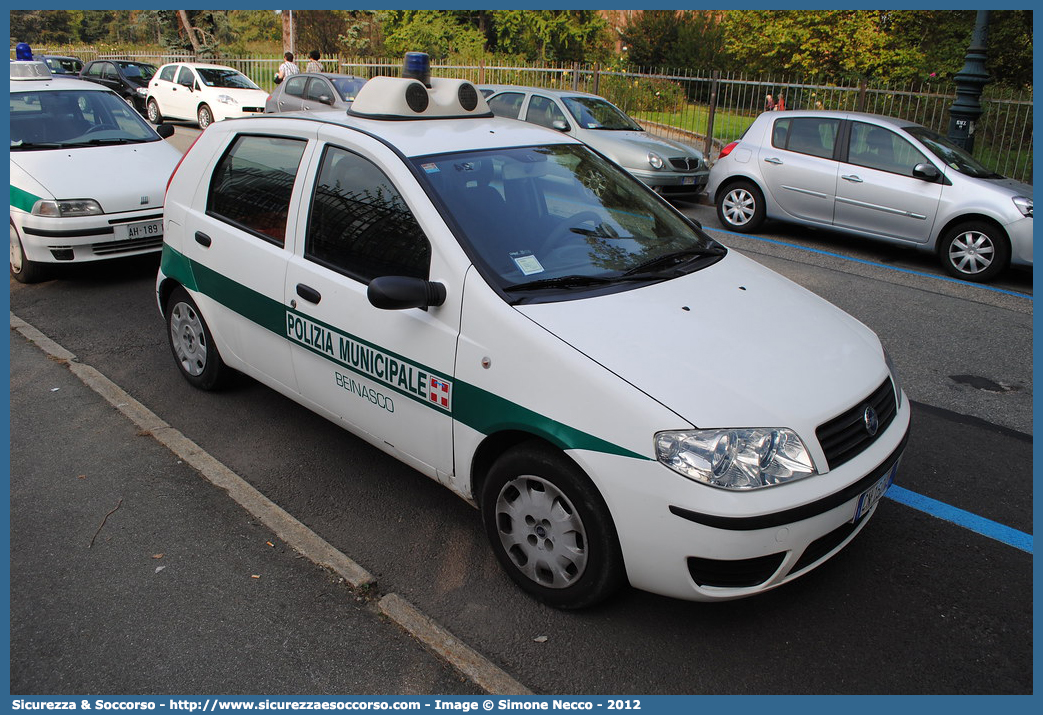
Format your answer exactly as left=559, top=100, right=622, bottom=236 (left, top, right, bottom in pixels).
left=158, top=54, right=910, bottom=608
left=10, top=62, right=182, bottom=283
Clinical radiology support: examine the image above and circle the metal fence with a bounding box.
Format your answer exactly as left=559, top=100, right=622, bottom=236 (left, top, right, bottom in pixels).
left=21, top=49, right=1033, bottom=184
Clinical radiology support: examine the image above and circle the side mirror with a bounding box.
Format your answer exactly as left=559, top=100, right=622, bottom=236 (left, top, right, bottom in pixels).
left=319, top=94, right=334, bottom=106
left=912, top=162, right=940, bottom=181
left=551, top=119, right=570, bottom=132
left=367, top=276, right=446, bottom=310
left=155, top=123, right=175, bottom=138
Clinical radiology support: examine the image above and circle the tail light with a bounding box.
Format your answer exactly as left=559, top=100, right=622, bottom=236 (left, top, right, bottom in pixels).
left=718, top=141, right=739, bottom=160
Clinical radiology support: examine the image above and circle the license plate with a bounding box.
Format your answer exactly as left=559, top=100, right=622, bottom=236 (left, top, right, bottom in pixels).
left=852, top=463, right=897, bottom=523
left=682, top=176, right=696, bottom=185
left=114, top=219, right=163, bottom=241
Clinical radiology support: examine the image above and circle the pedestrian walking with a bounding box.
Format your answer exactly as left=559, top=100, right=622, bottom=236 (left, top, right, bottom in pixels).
left=276, top=52, right=299, bottom=84
left=764, top=93, right=775, bottom=112
left=306, top=50, right=323, bottom=74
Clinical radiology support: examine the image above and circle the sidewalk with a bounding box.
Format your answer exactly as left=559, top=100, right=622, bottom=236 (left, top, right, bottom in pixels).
left=8, top=327, right=490, bottom=696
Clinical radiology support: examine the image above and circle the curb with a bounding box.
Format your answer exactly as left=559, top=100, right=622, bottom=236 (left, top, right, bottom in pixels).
left=10, top=311, right=533, bottom=697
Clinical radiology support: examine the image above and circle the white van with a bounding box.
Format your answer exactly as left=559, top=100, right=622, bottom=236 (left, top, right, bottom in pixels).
left=157, top=59, right=910, bottom=608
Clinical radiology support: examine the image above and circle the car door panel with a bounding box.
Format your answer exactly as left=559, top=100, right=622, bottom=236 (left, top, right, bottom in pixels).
left=284, top=129, right=462, bottom=482
left=759, top=116, right=841, bottom=226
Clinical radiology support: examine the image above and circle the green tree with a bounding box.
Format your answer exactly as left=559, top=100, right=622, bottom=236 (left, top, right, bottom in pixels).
left=381, top=10, right=487, bottom=60
left=10, top=10, right=76, bottom=45
left=621, top=11, right=728, bottom=72
left=491, top=10, right=609, bottom=63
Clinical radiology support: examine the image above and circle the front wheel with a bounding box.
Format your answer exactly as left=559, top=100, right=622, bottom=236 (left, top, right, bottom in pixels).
left=10, top=222, right=47, bottom=284
left=165, top=286, right=230, bottom=390
left=481, top=442, right=626, bottom=609
left=939, top=221, right=1010, bottom=283
left=146, top=98, right=163, bottom=125
left=717, top=180, right=766, bottom=233
left=197, top=104, right=214, bottom=129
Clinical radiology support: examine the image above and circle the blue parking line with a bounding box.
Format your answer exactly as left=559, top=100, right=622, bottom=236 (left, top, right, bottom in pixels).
left=706, top=227, right=1033, bottom=301
left=885, top=485, right=1033, bottom=554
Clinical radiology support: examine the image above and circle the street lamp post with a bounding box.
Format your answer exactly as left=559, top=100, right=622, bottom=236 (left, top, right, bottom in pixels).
left=947, top=10, right=991, bottom=152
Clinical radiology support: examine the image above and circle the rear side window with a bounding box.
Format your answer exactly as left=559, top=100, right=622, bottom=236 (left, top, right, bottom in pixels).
left=207, top=134, right=308, bottom=246
left=284, top=75, right=308, bottom=98
left=305, top=145, right=430, bottom=282
left=772, top=117, right=840, bottom=160
left=487, top=92, right=525, bottom=119
left=159, top=65, right=177, bottom=82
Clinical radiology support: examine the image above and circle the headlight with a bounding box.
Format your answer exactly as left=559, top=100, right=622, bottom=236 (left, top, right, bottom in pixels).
left=136, top=87, right=148, bottom=97
left=655, top=428, right=815, bottom=490
left=32, top=199, right=103, bottom=217
left=883, top=348, right=903, bottom=409
left=217, top=94, right=238, bottom=105
left=1012, top=196, right=1032, bottom=218
left=648, top=152, right=665, bottom=170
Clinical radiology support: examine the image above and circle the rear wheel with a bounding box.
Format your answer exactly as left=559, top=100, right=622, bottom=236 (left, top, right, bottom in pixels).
left=146, top=98, right=163, bottom=125
left=165, top=286, right=230, bottom=390
left=939, top=221, right=1010, bottom=283
left=197, top=104, right=214, bottom=129
left=717, top=180, right=766, bottom=233
left=10, top=222, right=47, bottom=284
left=481, top=441, right=626, bottom=609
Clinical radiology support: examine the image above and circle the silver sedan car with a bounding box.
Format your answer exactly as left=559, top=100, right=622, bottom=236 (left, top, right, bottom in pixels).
left=482, top=85, right=708, bottom=202
left=707, top=110, right=1033, bottom=283
left=265, top=73, right=367, bottom=113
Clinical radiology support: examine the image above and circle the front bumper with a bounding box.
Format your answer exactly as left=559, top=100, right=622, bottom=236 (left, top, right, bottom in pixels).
left=1006, top=216, right=1033, bottom=267
left=629, top=168, right=709, bottom=200
left=13, top=209, right=164, bottom=264
left=212, top=103, right=266, bottom=122
left=573, top=393, right=911, bottom=601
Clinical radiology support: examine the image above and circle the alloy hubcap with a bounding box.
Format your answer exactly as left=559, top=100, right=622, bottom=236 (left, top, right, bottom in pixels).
left=494, top=475, right=587, bottom=589
left=723, top=189, right=755, bottom=226
left=949, top=231, right=995, bottom=275
left=169, top=301, right=207, bottom=376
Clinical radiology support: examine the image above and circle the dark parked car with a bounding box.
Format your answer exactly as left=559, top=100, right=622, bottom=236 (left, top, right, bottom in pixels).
left=37, top=55, right=83, bottom=75
left=80, top=60, right=158, bottom=114
left=265, top=72, right=367, bottom=113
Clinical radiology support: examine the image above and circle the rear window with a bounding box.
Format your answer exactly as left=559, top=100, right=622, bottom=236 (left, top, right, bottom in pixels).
left=207, top=134, right=307, bottom=246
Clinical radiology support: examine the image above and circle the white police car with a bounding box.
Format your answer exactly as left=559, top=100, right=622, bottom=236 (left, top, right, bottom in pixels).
left=158, top=55, right=910, bottom=608
left=10, top=63, right=182, bottom=283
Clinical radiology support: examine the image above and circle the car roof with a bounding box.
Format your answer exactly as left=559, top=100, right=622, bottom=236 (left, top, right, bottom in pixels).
left=755, top=109, right=922, bottom=131
left=10, top=75, right=113, bottom=92
left=295, top=72, right=366, bottom=80
left=481, top=84, right=602, bottom=100
left=159, top=62, right=242, bottom=71
left=232, top=108, right=578, bottom=159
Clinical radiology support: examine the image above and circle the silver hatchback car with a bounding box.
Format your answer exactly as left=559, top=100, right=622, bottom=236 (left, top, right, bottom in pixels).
left=482, top=85, right=709, bottom=202
left=707, top=111, right=1033, bottom=282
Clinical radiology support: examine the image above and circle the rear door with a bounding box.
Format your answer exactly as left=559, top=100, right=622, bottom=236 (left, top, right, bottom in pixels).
left=832, top=121, right=942, bottom=244
left=275, top=74, right=307, bottom=112
left=149, top=64, right=182, bottom=119
left=283, top=127, right=464, bottom=482
left=180, top=126, right=317, bottom=393
left=758, top=115, right=841, bottom=226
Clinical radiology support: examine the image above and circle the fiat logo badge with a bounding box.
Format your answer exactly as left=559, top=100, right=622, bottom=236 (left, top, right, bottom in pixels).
left=863, top=405, right=879, bottom=436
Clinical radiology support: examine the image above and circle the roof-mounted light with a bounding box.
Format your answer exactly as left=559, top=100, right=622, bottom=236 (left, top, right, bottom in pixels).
left=10, top=60, right=52, bottom=80
left=347, top=53, right=490, bottom=121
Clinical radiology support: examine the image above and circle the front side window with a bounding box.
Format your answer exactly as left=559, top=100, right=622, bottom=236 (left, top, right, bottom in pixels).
left=487, top=92, right=525, bottom=119
left=847, top=122, right=928, bottom=176
left=524, top=96, right=568, bottom=130
left=772, top=117, right=839, bottom=160
left=306, top=146, right=430, bottom=282
left=413, top=144, right=725, bottom=303
left=207, top=134, right=307, bottom=246
left=176, top=66, right=195, bottom=86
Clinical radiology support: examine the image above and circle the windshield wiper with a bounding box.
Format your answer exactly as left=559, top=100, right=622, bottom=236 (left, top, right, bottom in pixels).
left=11, top=142, right=64, bottom=150
left=505, top=273, right=656, bottom=294
left=622, top=245, right=726, bottom=277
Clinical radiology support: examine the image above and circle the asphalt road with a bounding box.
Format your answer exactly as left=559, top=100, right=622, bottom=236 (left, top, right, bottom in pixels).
left=7, top=124, right=1033, bottom=694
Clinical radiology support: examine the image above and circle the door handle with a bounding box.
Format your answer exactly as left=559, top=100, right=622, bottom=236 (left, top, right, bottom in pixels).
left=763, top=157, right=783, bottom=165
left=194, top=231, right=212, bottom=247
left=296, top=284, right=322, bottom=304
left=841, top=174, right=864, bottom=183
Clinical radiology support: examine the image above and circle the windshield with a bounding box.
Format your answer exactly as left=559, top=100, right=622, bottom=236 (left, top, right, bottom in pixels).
left=10, top=88, right=162, bottom=149
left=562, top=96, right=643, bottom=131
left=414, top=144, right=725, bottom=303
left=196, top=67, right=260, bottom=90
left=905, top=126, right=1002, bottom=179
left=118, top=62, right=156, bottom=82
left=331, top=77, right=367, bottom=101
